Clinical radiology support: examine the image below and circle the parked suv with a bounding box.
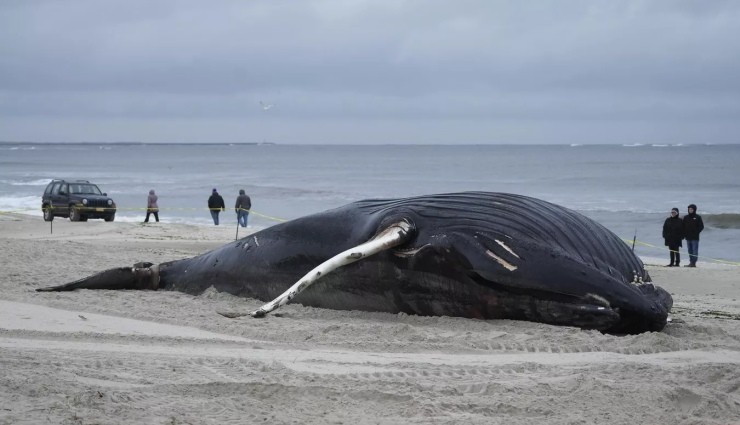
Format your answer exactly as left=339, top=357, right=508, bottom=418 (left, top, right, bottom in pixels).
left=42, top=179, right=116, bottom=222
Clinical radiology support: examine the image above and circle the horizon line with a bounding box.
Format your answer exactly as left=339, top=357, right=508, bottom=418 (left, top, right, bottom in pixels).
left=2, top=141, right=739, bottom=146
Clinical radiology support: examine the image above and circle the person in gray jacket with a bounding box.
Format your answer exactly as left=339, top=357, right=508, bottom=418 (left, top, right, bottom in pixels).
left=145, top=189, right=159, bottom=223
left=235, top=189, right=251, bottom=228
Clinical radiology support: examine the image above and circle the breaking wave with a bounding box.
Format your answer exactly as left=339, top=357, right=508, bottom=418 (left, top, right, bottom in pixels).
left=704, top=213, right=740, bottom=229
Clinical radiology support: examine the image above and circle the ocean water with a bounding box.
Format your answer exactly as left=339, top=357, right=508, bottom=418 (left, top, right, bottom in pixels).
left=2, top=143, right=739, bottom=264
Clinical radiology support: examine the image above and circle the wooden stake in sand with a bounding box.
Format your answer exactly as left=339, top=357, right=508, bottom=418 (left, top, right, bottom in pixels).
left=235, top=212, right=240, bottom=241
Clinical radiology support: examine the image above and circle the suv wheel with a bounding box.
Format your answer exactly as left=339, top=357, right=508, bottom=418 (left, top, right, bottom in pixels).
left=43, top=205, right=54, bottom=222
left=69, top=205, right=81, bottom=222
left=104, top=213, right=115, bottom=222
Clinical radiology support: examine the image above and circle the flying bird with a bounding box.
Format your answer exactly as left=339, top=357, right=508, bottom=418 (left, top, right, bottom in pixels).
left=259, top=101, right=274, bottom=111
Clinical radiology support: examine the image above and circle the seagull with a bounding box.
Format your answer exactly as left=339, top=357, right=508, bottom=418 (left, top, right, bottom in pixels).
left=259, top=101, right=274, bottom=111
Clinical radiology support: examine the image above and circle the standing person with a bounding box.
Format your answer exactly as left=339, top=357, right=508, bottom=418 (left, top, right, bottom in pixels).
left=144, top=189, right=159, bottom=223
left=683, top=203, right=704, bottom=267
left=208, top=188, right=225, bottom=225
left=235, top=189, right=251, bottom=228
left=662, top=207, right=683, bottom=267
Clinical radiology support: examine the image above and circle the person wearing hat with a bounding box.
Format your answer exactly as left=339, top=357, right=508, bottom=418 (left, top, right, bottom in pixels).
left=144, top=189, right=159, bottom=223
left=662, top=207, right=684, bottom=267
left=235, top=189, right=251, bottom=228
left=683, top=203, right=704, bottom=267
left=207, top=188, right=226, bottom=225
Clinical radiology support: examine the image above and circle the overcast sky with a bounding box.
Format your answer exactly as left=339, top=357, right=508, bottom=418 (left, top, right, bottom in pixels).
left=1, top=0, right=739, bottom=144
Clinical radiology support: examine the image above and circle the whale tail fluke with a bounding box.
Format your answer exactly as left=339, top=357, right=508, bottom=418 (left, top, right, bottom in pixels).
left=36, top=262, right=160, bottom=292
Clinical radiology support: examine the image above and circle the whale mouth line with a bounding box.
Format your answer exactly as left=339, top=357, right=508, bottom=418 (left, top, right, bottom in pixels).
left=573, top=303, right=615, bottom=315
left=468, top=275, right=625, bottom=330
left=537, top=300, right=621, bottom=331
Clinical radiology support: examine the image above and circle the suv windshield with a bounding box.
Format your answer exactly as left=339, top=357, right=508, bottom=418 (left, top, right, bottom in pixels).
left=69, top=184, right=103, bottom=195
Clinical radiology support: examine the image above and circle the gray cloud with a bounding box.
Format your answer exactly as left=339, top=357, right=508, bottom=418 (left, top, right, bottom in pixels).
left=1, top=0, right=739, bottom=143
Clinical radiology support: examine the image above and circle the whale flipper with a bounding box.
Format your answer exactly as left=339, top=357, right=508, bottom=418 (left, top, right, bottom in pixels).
left=249, top=220, right=414, bottom=318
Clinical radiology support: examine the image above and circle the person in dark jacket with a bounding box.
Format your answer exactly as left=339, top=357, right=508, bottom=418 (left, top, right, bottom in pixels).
left=662, top=207, right=683, bottom=267
left=207, top=188, right=226, bottom=225
left=235, top=189, right=251, bottom=228
left=683, top=203, right=704, bottom=267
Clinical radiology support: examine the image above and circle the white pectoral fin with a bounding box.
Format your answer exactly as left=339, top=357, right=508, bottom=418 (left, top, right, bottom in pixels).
left=251, top=220, right=413, bottom=318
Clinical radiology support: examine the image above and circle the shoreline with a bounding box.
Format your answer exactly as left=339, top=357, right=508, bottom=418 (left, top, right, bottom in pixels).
left=4, top=201, right=740, bottom=266
left=1, top=213, right=739, bottom=424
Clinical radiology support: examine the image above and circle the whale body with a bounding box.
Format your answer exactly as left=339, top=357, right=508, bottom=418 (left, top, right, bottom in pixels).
left=38, top=192, right=672, bottom=334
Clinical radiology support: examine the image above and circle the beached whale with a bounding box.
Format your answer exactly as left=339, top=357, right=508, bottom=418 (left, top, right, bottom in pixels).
left=37, top=192, right=672, bottom=334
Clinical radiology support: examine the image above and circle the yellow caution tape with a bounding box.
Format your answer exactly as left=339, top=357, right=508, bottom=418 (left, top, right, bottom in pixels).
left=4, top=207, right=739, bottom=266
left=621, top=237, right=740, bottom=267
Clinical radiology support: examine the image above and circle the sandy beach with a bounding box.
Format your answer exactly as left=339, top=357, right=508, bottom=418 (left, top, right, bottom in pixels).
left=1, top=213, right=739, bottom=425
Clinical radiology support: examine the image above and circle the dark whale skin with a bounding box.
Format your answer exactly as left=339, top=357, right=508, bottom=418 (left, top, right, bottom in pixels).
left=39, top=192, right=672, bottom=334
